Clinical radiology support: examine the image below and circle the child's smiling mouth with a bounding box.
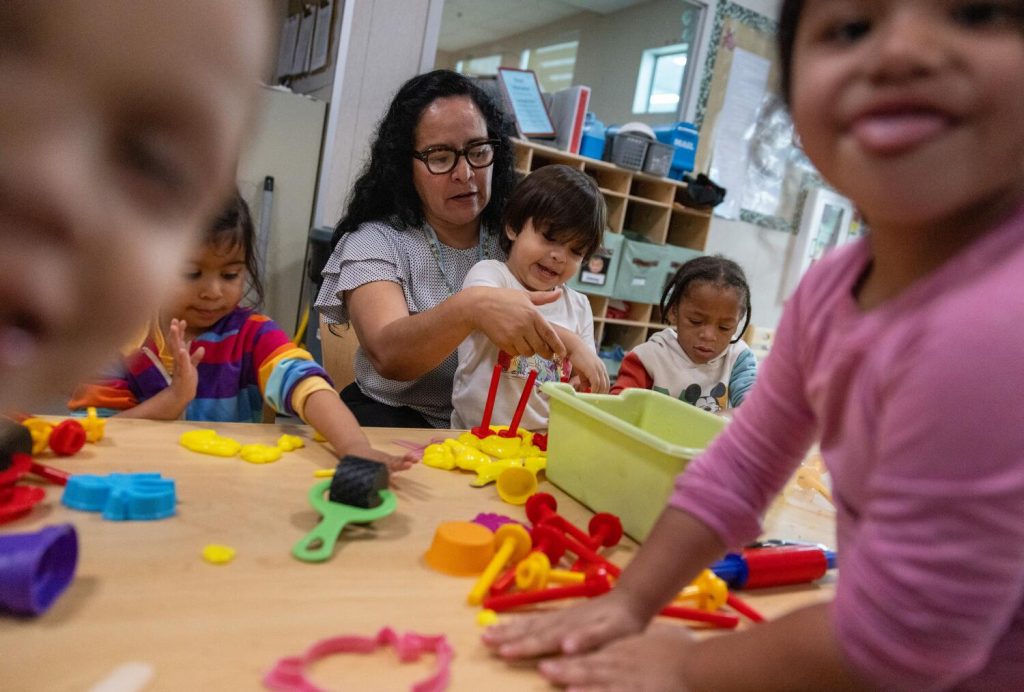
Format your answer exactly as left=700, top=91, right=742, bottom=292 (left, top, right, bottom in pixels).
left=533, top=263, right=560, bottom=282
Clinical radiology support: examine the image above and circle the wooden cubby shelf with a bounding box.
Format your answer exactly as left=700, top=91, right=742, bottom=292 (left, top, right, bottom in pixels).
left=512, top=138, right=713, bottom=359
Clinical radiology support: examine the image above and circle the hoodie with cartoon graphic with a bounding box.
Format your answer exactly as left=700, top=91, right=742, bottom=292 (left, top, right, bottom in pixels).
left=611, top=328, right=756, bottom=412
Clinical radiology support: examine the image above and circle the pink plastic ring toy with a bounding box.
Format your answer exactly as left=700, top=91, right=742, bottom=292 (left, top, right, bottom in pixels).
left=264, top=627, right=453, bottom=692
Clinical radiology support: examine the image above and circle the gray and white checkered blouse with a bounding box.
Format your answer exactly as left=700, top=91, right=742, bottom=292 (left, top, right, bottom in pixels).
left=314, top=217, right=505, bottom=428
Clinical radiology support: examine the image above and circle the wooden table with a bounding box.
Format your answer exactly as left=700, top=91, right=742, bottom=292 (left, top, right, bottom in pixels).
left=0, top=419, right=836, bottom=690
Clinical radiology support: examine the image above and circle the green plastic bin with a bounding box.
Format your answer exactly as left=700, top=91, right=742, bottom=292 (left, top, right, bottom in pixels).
left=543, top=382, right=726, bottom=541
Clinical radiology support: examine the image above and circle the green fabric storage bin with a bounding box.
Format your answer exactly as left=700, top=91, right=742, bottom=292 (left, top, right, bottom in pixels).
left=567, top=230, right=623, bottom=297
left=657, top=246, right=704, bottom=303
left=611, top=236, right=663, bottom=304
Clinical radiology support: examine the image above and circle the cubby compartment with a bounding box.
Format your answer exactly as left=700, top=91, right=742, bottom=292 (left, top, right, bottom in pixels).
left=599, top=322, right=648, bottom=352
left=514, top=145, right=533, bottom=174
left=623, top=203, right=670, bottom=244
left=585, top=163, right=631, bottom=195
left=668, top=209, right=710, bottom=250
left=629, top=175, right=675, bottom=206
left=530, top=149, right=585, bottom=172
left=604, top=195, right=627, bottom=233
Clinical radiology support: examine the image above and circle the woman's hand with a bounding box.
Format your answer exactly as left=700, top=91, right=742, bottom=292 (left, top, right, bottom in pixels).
left=168, top=318, right=205, bottom=407
left=465, top=286, right=566, bottom=359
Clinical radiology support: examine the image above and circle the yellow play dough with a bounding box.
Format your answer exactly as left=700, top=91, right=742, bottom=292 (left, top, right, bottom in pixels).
left=179, top=429, right=242, bottom=457
left=239, top=444, right=283, bottom=464
left=202, top=544, right=236, bottom=565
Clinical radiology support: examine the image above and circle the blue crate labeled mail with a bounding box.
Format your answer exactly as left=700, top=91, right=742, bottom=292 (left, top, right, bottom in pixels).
left=567, top=230, right=623, bottom=297
left=653, top=121, right=699, bottom=179
left=611, top=237, right=664, bottom=304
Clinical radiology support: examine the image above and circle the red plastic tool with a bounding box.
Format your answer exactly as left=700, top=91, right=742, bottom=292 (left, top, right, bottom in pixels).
left=48, top=419, right=86, bottom=456
left=498, top=369, right=537, bottom=438
left=526, top=493, right=602, bottom=551
left=482, top=573, right=611, bottom=611
left=658, top=604, right=740, bottom=629
left=490, top=524, right=566, bottom=595
left=471, top=364, right=502, bottom=438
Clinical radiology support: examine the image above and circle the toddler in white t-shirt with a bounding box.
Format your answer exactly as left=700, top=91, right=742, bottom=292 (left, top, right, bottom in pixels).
left=451, top=165, right=610, bottom=430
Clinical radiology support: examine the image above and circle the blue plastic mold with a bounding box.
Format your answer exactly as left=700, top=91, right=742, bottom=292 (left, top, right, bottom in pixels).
left=62, top=473, right=176, bottom=521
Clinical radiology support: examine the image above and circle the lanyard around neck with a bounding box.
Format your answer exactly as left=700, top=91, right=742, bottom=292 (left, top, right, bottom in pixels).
left=424, top=226, right=488, bottom=295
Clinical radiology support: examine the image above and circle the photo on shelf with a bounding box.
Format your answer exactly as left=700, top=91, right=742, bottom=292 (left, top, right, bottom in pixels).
left=579, top=253, right=611, bottom=287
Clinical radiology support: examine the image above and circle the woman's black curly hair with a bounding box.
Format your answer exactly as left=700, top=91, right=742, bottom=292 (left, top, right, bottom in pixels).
left=330, top=69, right=516, bottom=250
left=660, top=255, right=751, bottom=344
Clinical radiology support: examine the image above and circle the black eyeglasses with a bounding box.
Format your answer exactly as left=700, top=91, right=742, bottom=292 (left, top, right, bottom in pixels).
left=412, top=139, right=500, bottom=175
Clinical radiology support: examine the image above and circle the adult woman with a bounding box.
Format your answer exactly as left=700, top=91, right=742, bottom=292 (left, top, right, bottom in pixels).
left=315, top=70, right=565, bottom=428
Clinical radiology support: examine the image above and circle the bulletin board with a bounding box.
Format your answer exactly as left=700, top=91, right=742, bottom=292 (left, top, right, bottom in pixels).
left=693, top=1, right=795, bottom=231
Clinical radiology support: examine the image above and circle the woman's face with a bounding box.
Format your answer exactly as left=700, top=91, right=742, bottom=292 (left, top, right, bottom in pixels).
left=411, top=96, right=492, bottom=242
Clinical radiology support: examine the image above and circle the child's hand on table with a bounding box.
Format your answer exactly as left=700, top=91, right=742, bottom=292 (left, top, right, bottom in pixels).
left=535, top=622, right=694, bottom=691
left=345, top=443, right=418, bottom=473
left=168, top=318, right=205, bottom=406
left=482, top=589, right=645, bottom=659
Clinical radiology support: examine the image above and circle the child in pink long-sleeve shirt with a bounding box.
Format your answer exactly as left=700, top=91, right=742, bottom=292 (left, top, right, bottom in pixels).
left=484, top=2, right=1024, bottom=689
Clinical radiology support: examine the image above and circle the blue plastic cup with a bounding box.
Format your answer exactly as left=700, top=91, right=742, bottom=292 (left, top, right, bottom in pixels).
left=0, top=524, right=78, bottom=616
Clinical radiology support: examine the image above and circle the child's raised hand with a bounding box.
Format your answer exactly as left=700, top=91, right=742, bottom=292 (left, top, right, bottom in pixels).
left=482, top=589, right=646, bottom=659
left=168, top=318, right=205, bottom=405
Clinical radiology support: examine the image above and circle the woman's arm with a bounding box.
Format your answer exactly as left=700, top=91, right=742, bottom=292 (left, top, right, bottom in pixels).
left=347, top=281, right=566, bottom=381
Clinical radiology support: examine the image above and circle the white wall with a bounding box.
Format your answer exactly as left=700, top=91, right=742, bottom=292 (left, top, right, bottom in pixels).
left=314, top=0, right=444, bottom=228
left=701, top=0, right=788, bottom=329
left=437, top=0, right=691, bottom=128
left=237, top=87, right=327, bottom=332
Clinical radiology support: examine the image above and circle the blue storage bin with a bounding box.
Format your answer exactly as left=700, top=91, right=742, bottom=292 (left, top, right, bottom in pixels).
left=579, top=113, right=606, bottom=160
left=653, top=122, right=699, bottom=179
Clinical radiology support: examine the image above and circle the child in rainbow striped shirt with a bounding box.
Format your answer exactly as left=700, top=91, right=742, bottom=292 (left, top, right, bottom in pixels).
left=70, top=192, right=411, bottom=471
